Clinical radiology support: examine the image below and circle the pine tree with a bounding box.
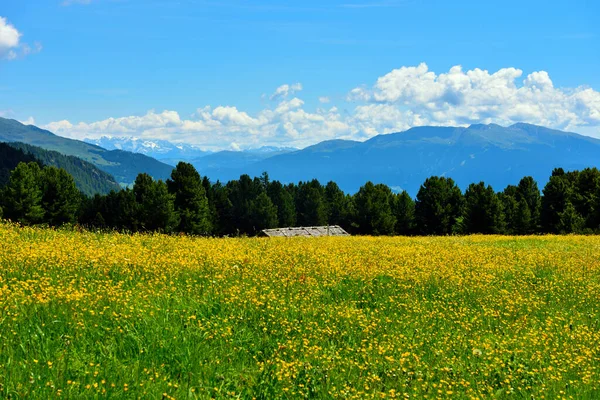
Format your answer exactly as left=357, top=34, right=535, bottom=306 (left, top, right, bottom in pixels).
left=415, top=176, right=463, bottom=235
left=134, top=174, right=179, bottom=233
left=324, top=181, right=348, bottom=227
left=517, top=176, right=541, bottom=232
left=249, top=191, right=278, bottom=232
left=514, top=197, right=533, bottom=235
left=1, top=162, right=45, bottom=225
left=394, top=191, right=415, bottom=235
left=40, top=166, right=81, bottom=226
left=267, top=180, right=296, bottom=227
left=296, top=180, right=328, bottom=227
left=463, top=182, right=504, bottom=234
left=354, top=182, right=396, bottom=235
left=541, top=173, right=572, bottom=233
left=167, top=162, right=212, bottom=235
left=557, top=201, right=584, bottom=234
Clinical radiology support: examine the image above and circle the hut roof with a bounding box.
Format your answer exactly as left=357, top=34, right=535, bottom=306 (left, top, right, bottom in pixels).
left=259, top=225, right=350, bottom=238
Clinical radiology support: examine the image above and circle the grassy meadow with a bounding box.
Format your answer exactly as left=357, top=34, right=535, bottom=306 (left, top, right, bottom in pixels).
left=0, top=223, right=599, bottom=399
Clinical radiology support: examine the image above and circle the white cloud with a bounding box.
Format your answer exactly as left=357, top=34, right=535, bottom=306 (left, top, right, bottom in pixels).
left=319, top=96, right=331, bottom=104
left=19, top=117, right=36, bottom=126
left=45, top=90, right=350, bottom=150
left=270, top=83, right=303, bottom=100
left=0, top=17, right=41, bottom=60
left=0, top=17, right=20, bottom=59
left=349, top=63, right=600, bottom=132
left=43, top=69, right=600, bottom=150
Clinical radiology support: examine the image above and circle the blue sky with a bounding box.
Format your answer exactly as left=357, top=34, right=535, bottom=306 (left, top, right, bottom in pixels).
left=1, top=0, right=599, bottom=150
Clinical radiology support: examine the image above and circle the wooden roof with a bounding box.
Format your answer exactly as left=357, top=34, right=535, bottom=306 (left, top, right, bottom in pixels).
left=259, top=225, right=350, bottom=238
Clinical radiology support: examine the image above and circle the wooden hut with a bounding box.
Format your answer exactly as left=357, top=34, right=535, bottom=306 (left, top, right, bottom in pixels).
left=259, top=225, right=350, bottom=238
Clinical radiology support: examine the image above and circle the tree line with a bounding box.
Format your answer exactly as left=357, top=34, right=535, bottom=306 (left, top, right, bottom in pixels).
left=0, top=161, right=598, bottom=236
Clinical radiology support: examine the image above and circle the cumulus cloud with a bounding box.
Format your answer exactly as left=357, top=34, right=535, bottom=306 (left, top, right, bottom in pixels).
left=44, top=68, right=600, bottom=150
left=270, top=83, right=303, bottom=100
left=0, top=17, right=20, bottom=60
left=0, top=17, right=41, bottom=60
left=319, top=96, right=331, bottom=104
left=349, top=63, right=600, bottom=132
left=45, top=95, right=350, bottom=150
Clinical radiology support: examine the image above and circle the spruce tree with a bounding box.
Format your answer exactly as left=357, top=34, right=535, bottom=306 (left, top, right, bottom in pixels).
left=354, top=182, right=396, bottom=235
left=167, top=162, right=212, bottom=235
left=41, top=166, right=81, bottom=226
left=463, top=182, right=504, bottom=234
left=296, top=180, right=328, bottom=227
left=517, top=176, right=541, bottom=232
left=267, top=180, right=296, bottom=227
left=415, top=176, right=463, bottom=235
left=249, top=191, right=278, bottom=232
left=324, top=181, right=348, bottom=227
left=394, top=191, right=415, bottom=235
left=1, top=162, right=45, bottom=225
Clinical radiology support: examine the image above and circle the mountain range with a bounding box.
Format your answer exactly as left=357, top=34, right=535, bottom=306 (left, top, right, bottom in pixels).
left=2, top=117, right=600, bottom=196
left=192, top=123, right=600, bottom=195
left=84, top=136, right=211, bottom=164
left=0, top=118, right=173, bottom=186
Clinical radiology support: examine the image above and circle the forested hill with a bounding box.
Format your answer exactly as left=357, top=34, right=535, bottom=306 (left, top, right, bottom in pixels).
left=0, top=144, right=39, bottom=187
left=0, top=117, right=173, bottom=186
left=6, top=143, right=121, bottom=196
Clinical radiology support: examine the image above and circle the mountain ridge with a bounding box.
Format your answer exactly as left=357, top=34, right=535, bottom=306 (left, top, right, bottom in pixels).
left=0, top=118, right=174, bottom=185
left=196, top=123, right=600, bottom=195
left=3, top=117, right=600, bottom=195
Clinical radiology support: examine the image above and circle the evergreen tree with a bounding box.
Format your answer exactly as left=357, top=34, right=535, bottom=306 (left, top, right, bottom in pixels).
left=227, top=175, right=263, bottom=234
left=557, top=201, right=585, bottom=234
left=393, top=191, right=415, bottom=235
left=573, top=168, right=600, bottom=230
left=40, top=166, right=81, bottom=226
left=249, top=191, right=278, bottom=232
left=513, top=197, right=533, bottom=235
left=517, top=176, right=541, bottom=232
left=133, top=174, right=179, bottom=233
left=150, top=180, right=180, bottom=233
left=463, top=182, right=504, bottom=234
left=209, top=182, right=234, bottom=235
left=324, top=181, right=348, bottom=227
left=296, top=180, right=328, bottom=227
left=267, top=180, right=296, bottom=227
left=167, top=162, right=212, bottom=235
left=415, top=176, right=463, bottom=235
left=354, top=182, right=396, bottom=235
left=541, top=172, right=572, bottom=233
left=112, top=189, right=139, bottom=232
left=499, top=185, right=519, bottom=234
left=1, top=162, right=45, bottom=225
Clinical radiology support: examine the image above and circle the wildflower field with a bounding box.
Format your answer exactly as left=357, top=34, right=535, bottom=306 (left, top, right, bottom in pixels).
left=0, top=223, right=599, bottom=399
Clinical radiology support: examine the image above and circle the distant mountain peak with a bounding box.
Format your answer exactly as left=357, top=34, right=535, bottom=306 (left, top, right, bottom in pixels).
left=468, top=123, right=503, bottom=130
left=84, top=136, right=211, bottom=163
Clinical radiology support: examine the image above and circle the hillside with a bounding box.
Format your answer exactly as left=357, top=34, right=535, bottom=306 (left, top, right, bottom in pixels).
left=0, top=143, right=40, bottom=187
left=0, top=118, right=174, bottom=185
left=7, top=142, right=121, bottom=196
left=219, top=123, right=600, bottom=194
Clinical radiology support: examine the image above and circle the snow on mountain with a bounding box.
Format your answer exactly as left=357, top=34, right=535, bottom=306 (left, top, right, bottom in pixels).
left=84, top=136, right=211, bottom=163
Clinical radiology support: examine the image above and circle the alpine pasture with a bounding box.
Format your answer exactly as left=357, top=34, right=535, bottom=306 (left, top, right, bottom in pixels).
left=0, top=223, right=599, bottom=399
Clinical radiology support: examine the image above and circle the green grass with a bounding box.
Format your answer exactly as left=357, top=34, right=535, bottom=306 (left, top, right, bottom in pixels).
left=0, top=224, right=599, bottom=398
